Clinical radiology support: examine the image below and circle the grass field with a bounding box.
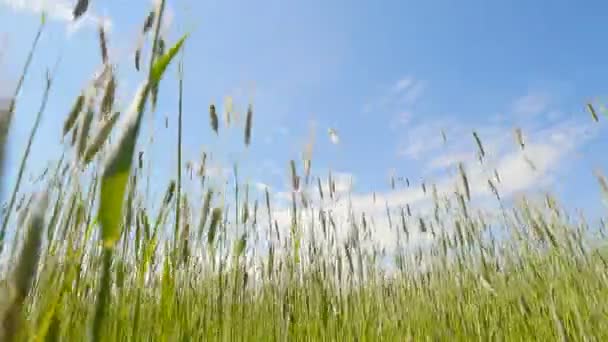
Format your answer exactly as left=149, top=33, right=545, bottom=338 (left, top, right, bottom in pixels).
left=1, top=2, right=608, bottom=341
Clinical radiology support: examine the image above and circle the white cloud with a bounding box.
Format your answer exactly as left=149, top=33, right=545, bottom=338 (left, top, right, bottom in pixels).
left=427, top=152, right=475, bottom=171
left=396, top=111, right=413, bottom=125
left=392, top=77, right=414, bottom=94
left=254, top=182, right=270, bottom=192
left=397, top=89, right=567, bottom=164
left=205, top=164, right=231, bottom=179
left=328, top=128, right=340, bottom=144
left=397, top=118, right=449, bottom=159
left=272, top=170, right=355, bottom=206
left=399, top=140, right=437, bottom=160
left=268, top=106, right=597, bottom=257
left=321, top=171, right=355, bottom=197
left=402, top=80, right=427, bottom=105
left=491, top=145, right=559, bottom=194
left=1, top=0, right=111, bottom=33
left=511, top=91, right=551, bottom=116
left=363, top=76, right=427, bottom=118
left=363, top=133, right=576, bottom=245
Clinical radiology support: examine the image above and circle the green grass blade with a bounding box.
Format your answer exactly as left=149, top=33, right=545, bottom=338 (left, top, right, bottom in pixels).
left=150, top=34, right=189, bottom=86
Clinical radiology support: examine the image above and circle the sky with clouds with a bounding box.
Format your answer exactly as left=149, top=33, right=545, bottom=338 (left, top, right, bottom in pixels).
left=1, top=0, right=608, bottom=239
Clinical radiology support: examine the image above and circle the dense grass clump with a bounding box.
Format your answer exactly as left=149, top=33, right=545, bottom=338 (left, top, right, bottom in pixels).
left=1, top=4, right=608, bottom=341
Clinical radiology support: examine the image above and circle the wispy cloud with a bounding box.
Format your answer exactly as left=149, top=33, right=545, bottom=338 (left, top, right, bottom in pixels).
left=254, top=182, right=271, bottom=192
left=363, top=76, right=427, bottom=117
left=397, top=88, right=562, bottom=163
left=511, top=91, right=551, bottom=117
left=202, top=164, right=232, bottom=181
left=401, top=80, right=427, bottom=105
left=396, top=111, right=413, bottom=125
left=323, top=171, right=355, bottom=196
left=335, top=119, right=589, bottom=249
left=0, top=0, right=111, bottom=32
left=268, top=85, right=600, bottom=254
left=392, top=77, right=414, bottom=94
left=427, top=152, right=475, bottom=171
left=396, top=117, right=449, bottom=159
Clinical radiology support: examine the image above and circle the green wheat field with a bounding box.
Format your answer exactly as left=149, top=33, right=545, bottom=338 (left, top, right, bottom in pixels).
left=1, top=2, right=607, bottom=341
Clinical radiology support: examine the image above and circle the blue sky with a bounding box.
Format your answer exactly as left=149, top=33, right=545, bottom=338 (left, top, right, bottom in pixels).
left=1, top=0, right=608, bottom=234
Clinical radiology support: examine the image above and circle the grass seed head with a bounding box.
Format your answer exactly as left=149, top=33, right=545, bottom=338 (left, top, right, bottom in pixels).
left=143, top=11, right=156, bottom=34
left=494, top=169, right=501, bottom=183
left=91, top=64, right=112, bottom=91
left=198, top=189, right=214, bottom=239
left=197, top=151, right=207, bottom=177
left=524, top=155, right=537, bottom=171
left=472, top=131, right=485, bottom=160
left=317, top=177, right=324, bottom=200
left=459, top=162, right=471, bottom=201
left=245, top=104, right=253, bottom=146
left=488, top=179, right=500, bottom=200
left=290, top=160, right=298, bottom=191
left=76, top=108, right=94, bottom=162
left=83, top=111, right=120, bottom=164
left=208, top=207, right=222, bottom=246
left=135, top=49, right=141, bottom=71
left=224, top=96, right=233, bottom=126
left=100, top=73, right=116, bottom=117
left=210, top=104, right=218, bottom=134
left=328, top=128, right=340, bottom=144
left=98, top=24, right=108, bottom=63
left=588, top=103, right=599, bottom=122
left=63, top=94, right=85, bottom=137
left=418, top=217, right=427, bottom=233
left=73, top=0, right=89, bottom=20
left=163, top=180, right=176, bottom=206
left=514, top=128, right=525, bottom=150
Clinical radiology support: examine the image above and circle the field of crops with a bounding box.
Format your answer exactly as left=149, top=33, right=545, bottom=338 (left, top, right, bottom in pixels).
left=1, top=1, right=607, bottom=341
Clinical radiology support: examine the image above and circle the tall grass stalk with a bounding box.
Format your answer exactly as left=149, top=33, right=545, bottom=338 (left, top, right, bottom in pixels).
left=174, top=58, right=184, bottom=259
left=0, top=16, right=45, bottom=249
left=0, top=64, right=55, bottom=256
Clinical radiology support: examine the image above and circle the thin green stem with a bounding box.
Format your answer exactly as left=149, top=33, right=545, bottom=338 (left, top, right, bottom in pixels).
left=0, top=18, right=44, bottom=211
left=0, top=64, right=55, bottom=256
left=144, top=0, right=167, bottom=208
left=91, top=248, right=113, bottom=342
left=174, top=59, right=183, bottom=257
